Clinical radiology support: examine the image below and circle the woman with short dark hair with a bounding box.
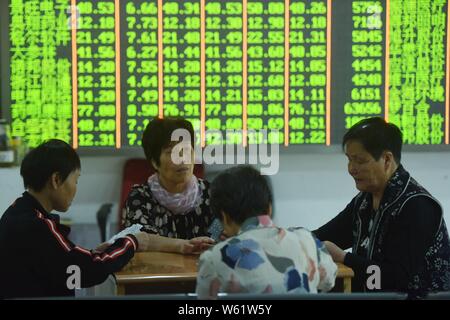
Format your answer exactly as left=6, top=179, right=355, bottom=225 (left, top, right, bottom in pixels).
left=196, top=165, right=337, bottom=299
left=122, top=117, right=215, bottom=254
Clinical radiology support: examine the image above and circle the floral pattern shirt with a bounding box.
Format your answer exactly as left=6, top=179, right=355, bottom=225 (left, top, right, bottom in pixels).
left=196, top=215, right=337, bottom=299
left=122, top=178, right=213, bottom=239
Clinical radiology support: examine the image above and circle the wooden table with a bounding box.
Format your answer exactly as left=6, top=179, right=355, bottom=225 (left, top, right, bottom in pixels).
left=115, top=252, right=354, bottom=295
left=115, top=252, right=198, bottom=295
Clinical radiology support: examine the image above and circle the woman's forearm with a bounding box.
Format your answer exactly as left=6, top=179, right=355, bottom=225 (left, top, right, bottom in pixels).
left=145, top=234, right=186, bottom=253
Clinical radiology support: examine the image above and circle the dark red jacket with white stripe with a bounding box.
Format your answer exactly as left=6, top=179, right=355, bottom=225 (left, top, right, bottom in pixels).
left=0, top=192, right=138, bottom=299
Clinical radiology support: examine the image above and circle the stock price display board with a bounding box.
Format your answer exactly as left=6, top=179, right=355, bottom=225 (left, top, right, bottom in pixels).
left=2, top=0, right=449, bottom=148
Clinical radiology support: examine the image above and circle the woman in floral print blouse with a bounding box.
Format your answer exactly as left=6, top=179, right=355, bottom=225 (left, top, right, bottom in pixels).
left=122, top=117, right=215, bottom=254
left=196, top=165, right=337, bottom=299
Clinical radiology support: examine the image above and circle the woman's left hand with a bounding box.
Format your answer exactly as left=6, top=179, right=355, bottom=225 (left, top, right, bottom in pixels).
left=183, top=237, right=215, bottom=254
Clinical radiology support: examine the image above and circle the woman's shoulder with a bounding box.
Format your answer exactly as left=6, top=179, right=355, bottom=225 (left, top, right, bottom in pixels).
left=129, top=182, right=151, bottom=194
left=196, top=177, right=210, bottom=189
left=126, top=183, right=155, bottom=204
left=196, top=178, right=211, bottom=202
left=286, top=226, right=317, bottom=238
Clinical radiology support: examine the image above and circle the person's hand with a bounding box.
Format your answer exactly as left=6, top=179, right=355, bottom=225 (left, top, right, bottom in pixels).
left=323, top=241, right=347, bottom=263
left=179, top=237, right=215, bottom=254
left=93, top=242, right=110, bottom=253
left=219, top=233, right=228, bottom=241
left=134, top=232, right=151, bottom=252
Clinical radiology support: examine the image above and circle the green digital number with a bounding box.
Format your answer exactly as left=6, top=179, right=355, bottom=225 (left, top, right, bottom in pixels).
left=140, top=2, right=158, bottom=14
left=268, top=132, right=284, bottom=144
left=289, top=117, right=305, bottom=130
left=268, top=103, right=284, bottom=115
left=247, top=103, right=263, bottom=116
left=247, top=2, right=263, bottom=15
left=206, top=118, right=221, bottom=130
left=311, top=103, right=325, bottom=115
left=290, top=103, right=305, bottom=115
left=78, top=104, right=94, bottom=117
left=163, top=2, right=179, bottom=15
left=100, top=75, right=115, bottom=88
left=247, top=118, right=263, bottom=130
left=290, top=60, right=305, bottom=72
left=226, top=118, right=243, bottom=130
left=311, top=16, right=327, bottom=29
left=290, top=89, right=305, bottom=101
left=126, top=2, right=136, bottom=14
left=99, top=134, right=115, bottom=146
left=226, top=104, right=242, bottom=116
left=268, top=2, right=284, bottom=14
left=98, top=119, right=116, bottom=132
left=127, top=104, right=137, bottom=116
left=141, top=104, right=158, bottom=116
left=268, top=118, right=284, bottom=130
left=205, top=2, right=221, bottom=15
left=310, top=74, right=326, bottom=86
left=184, top=2, right=200, bottom=14
left=99, top=16, right=115, bottom=29
left=290, top=2, right=305, bottom=14
left=308, top=117, right=325, bottom=129
left=309, top=130, right=326, bottom=144
left=78, top=119, right=94, bottom=131
left=267, top=89, right=284, bottom=102
left=310, top=2, right=327, bottom=14
left=128, top=133, right=138, bottom=146
left=142, top=90, right=158, bottom=102
left=206, top=104, right=221, bottom=116
left=79, top=134, right=94, bottom=146
left=184, top=104, right=200, bottom=117
left=97, top=2, right=114, bottom=15
left=225, top=2, right=242, bottom=14
left=290, top=132, right=305, bottom=144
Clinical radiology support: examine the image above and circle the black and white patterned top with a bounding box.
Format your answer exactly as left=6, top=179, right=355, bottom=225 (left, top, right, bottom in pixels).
left=122, top=178, right=213, bottom=240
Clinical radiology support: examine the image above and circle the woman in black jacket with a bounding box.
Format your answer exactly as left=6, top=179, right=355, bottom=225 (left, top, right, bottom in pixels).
left=314, top=117, right=450, bottom=298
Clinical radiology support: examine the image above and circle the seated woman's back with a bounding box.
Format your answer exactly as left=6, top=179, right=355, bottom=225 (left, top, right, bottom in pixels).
left=195, top=165, right=337, bottom=299
left=196, top=216, right=337, bottom=298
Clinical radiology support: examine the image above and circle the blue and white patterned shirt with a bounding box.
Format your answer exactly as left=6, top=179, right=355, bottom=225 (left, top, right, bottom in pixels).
left=196, top=215, right=337, bottom=299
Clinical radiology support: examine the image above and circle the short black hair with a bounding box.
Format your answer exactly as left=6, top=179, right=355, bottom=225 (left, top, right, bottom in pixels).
left=20, top=139, right=81, bottom=191
left=210, top=165, right=272, bottom=225
left=342, top=117, right=403, bottom=163
left=141, top=117, right=195, bottom=168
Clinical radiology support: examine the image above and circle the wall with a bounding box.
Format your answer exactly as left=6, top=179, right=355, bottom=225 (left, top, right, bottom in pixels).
left=1, top=152, right=450, bottom=231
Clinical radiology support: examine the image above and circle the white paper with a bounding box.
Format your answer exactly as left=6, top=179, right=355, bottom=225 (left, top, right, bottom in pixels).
left=107, top=224, right=143, bottom=244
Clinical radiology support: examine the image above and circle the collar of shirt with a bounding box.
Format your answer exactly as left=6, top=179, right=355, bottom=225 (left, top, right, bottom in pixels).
left=238, top=215, right=274, bottom=234
left=22, top=191, right=61, bottom=224
left=376, top=164, right=410, bottom=212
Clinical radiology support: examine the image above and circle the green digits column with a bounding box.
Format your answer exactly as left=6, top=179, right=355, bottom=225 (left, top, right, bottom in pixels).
left=389, top=0, right=447, bottom=144
left=76, top=0, right=117, bottom=147
left=9, top=0, right=72, bottom=147
left=289, top=0, right=328, bottom=145
left=247, top=1, right=285, bottom=145
left=162, top=1, right=201, bottom=141
left=205, top=1, right=243, bottom=145
left=343, top=0, right=384, bottom=129
left=122, top=0, right=159, bottom=146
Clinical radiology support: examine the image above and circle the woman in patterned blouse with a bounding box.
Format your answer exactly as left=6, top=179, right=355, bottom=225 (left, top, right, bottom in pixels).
left=122, top=117, right=215, bottom=254
left=196, top=165, right=337, bottom=299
